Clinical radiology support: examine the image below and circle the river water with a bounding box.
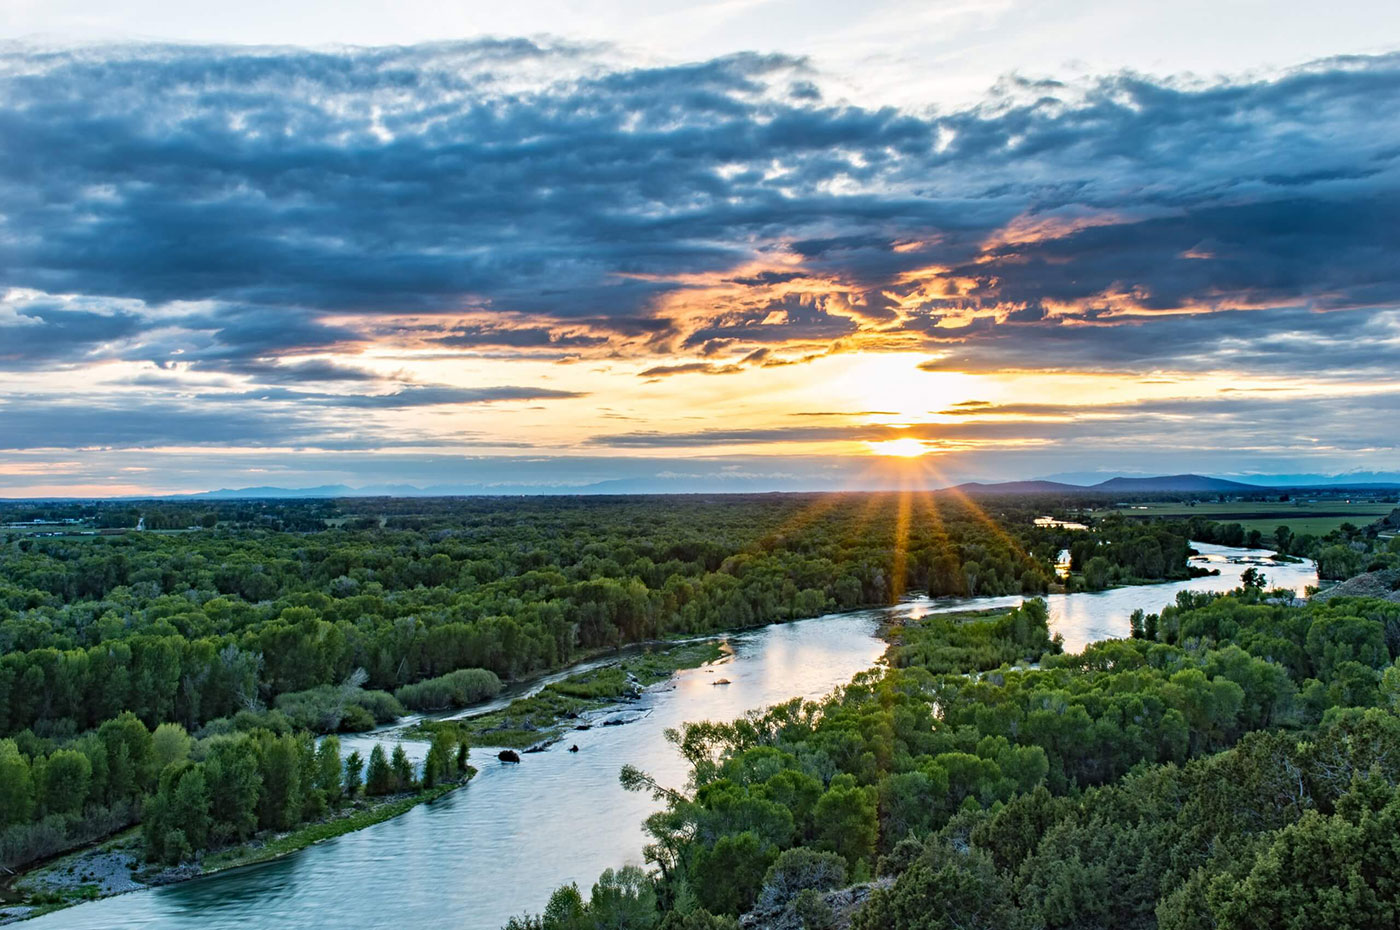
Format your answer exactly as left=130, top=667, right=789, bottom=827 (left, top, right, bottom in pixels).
left=30, top=543, right=1313, bottom=930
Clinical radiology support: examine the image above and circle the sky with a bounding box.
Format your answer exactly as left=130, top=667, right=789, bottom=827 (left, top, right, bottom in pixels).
left=2, top=2, right=1400, bottom=496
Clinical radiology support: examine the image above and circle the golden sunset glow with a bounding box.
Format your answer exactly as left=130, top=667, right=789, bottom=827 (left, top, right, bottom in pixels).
left=867, top=438, right=931, bottom=458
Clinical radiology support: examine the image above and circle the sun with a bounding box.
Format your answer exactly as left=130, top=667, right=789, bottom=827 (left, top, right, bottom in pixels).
left=866, top=437, right=931, bottom=457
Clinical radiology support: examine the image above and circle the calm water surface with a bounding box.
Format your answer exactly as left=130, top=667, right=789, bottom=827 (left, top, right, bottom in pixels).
left=32, top=542, right=1312, bottom=930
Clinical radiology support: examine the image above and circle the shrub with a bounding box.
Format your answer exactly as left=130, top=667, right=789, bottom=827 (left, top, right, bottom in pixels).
left=395, top=668, right=503, bottom=711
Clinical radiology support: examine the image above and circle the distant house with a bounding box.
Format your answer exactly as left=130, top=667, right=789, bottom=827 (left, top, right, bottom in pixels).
left=1035, top=516, right=1089, bottom=531
left=1055, top=549, right=1073, bottom=579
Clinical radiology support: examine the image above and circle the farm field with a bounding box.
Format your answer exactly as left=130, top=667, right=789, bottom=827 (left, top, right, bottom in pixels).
left=1109, top=499, right=1397, bottom=537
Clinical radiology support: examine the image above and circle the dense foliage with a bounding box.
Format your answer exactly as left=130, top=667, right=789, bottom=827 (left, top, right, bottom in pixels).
left=0, top=493, right=1195, bottom=881
left=525, top=589, right=1400, bottom=930
left=0, top=711, right=468, bottom=870
left=0, top=494, right=1196, bottom=744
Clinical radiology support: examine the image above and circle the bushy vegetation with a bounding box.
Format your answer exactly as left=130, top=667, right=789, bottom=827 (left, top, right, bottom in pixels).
left=275, top=677, right=405, bottom=732
left=441, top=642, right=723, bottom=748
left=520, top=590, right=1400, bottom=929
left=395, top=668, right=503, bottom=711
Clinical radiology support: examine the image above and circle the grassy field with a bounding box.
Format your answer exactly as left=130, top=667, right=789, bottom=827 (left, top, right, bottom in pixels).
left=1111, top=500, right=1397, bottom=537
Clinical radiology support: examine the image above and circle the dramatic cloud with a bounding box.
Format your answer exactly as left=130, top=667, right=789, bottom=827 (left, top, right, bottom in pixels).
left=2, top=40, right=1399, bottom=491
left=5, top=44, right=1400, bottom=369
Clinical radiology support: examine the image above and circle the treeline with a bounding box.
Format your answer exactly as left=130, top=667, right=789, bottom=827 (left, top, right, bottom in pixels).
left=0, top=707, right=469, bottom=870
left=520, top=589, right=1400, bottom=929
left=0, top=494, right=1190, bottom=741
left=1186, top=513, right=1400, bottom=581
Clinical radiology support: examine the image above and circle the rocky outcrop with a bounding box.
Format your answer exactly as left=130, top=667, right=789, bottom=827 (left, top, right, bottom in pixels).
left=1311, top=568, right=1400, bottom=604
left=740, top=879, right=892, bottom=930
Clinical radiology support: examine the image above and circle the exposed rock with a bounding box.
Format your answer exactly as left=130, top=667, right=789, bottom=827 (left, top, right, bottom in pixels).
left=1311, top=568, right=1400, bottom=604
left=0, top=905, right=36, bottom=925
left=145, top=862, right=202, bottom=886
left=740, top=879, right=893, bottom=930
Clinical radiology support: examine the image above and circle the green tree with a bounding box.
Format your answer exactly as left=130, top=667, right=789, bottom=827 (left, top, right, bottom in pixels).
left=98, top=711, right=155, bottom=803
left=366, top=744, right=393, bottom=796
left=204, top=737, right=261, bottom=842
left=316, top=736, right=343, bottom=805
left=589, top=865, right=659, bottom=930
left=256, top=733, right=304, bottom=830
left=391, top=743, right=416, bottom=792
left=38, top=748, right=91, bottom=816
left=852, top=842, right=1029, bottom=930
left=542, top=882, right=586, bottom=929
left=344, top=749, right=365, bottom=797
left=691, top=831, right=776, bottom=915
left=814, top=777, right=879, bottom=867
left=171, top=766, right=213, bottom=852
left=1084, top=557, right=1112, bottom=591
left=152, top=721, right=192, bottom=772
left=0, top=739, right=35, bottom=826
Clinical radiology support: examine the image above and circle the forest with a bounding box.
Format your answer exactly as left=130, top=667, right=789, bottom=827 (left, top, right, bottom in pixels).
left=513, top=587, right=1400, bottom=930
left=0, top=491, right=1390, bottom=894
left=0, top=492, right=1157, bottom=875
left=0, top=494, right=1201, bottom=742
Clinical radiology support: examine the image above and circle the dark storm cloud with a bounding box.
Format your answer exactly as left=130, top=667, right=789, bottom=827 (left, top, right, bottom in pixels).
left=0, top=378, right=581, bottom=450
left=302, top=385, right=586, bottom=407
left=915, top=306, right=1400, bottom=376
left=4, top=43, right=1399, bottom=375
left=0, top=302, right=146, bottom=366
left=430, top=325, right=610, bottom=350
left=225, top=358, right=385, bottom=383
left=0, top=398, right=326, bottom=449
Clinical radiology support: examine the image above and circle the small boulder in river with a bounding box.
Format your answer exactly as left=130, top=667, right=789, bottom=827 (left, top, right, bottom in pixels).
left=713, top=678, right=732, bottom=685
left=497, top=749, right=521, bottom=763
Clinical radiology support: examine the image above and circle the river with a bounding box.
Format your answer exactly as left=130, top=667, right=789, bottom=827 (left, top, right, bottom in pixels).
left=28, top=543, right=1314, bottom=930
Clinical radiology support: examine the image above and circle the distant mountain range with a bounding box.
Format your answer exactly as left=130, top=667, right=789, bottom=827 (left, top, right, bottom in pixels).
left=953, top=474, right=1263, bottom=495
left=156, top=472, right=1399, bottom=500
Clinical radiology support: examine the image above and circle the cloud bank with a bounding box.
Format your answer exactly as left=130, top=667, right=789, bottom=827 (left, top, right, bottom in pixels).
left=1, top=41, right=1398, bottom=489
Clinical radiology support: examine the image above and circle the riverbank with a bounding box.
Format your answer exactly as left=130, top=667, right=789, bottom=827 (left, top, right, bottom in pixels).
left=409, top=639, right=727, bottom=749
left=4, top=638, right=722, bottom=924
left=19, top=543, right=1317, bottom=930
left=1, top=776, right=472, bottom=925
